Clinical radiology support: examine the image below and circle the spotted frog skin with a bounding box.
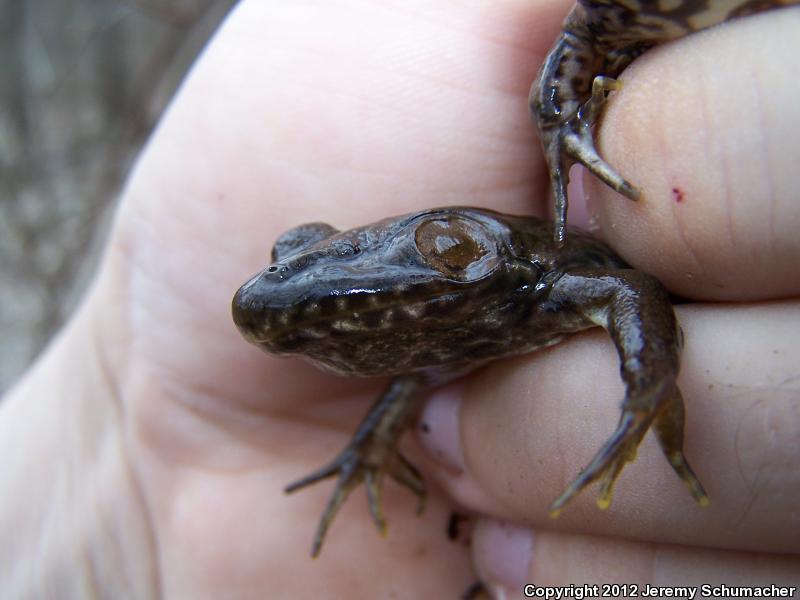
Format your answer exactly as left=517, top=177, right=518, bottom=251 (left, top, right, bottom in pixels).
left=232, top=207, right=708, bottom=556
left=531, top=0, right=799, bottom=244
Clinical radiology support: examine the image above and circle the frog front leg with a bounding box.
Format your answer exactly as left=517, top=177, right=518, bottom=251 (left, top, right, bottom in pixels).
left=534, top=68, right=641, bottom=246
left=543, top=269, right=708, bottom=515
left=285, top=374, right=427, bottom=557
left=530, top=5, right=644, bottom=244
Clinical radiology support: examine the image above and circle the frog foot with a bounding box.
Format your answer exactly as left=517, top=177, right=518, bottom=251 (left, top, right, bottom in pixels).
left=548, top=387, right=708, bottom=517
left=285, top=438, right=426, bottom=557
left=546, top=76, right=640, bottom=245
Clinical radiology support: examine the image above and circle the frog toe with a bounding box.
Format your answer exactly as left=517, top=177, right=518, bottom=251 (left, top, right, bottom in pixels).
left=390, top=451, right=427, bottom=514
left=284, top=461, right=339, bottom=494
left=665, top=450, right=710, bottom=507
left=653, top=391, right=710, bottom=507
left=561, top=125, right=640, bottom=202
left=285, top=448, right=371, bottom=557
left=365, top=470, right=388, bottom=536
left=595, top=444, right=636, bottom=510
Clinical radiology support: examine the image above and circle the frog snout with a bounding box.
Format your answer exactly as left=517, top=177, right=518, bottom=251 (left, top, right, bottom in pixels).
left=231, top=265, right=317, bottom=345
left=231, top=279, right=267, bottom=339
left=231, top=270, right=287, bottom=340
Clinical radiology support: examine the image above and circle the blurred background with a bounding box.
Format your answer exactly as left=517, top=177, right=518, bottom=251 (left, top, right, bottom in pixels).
left=0, top=0, right=237, bottom=392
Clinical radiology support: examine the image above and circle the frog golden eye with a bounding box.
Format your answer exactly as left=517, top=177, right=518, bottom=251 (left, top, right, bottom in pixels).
left=414, top=216, right=497, bottom=279
left=271, top=223, right=339, bottom=262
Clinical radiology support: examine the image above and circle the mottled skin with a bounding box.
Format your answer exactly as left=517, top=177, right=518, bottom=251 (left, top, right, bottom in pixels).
left=232, top=207, right=708, bottom=557
left=531, top=0, right=800, bottom=244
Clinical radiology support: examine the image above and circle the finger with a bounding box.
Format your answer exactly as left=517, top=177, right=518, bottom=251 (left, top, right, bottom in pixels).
left=417, top=301, right=800, bottom=553
left=581, top=9, right=800, bottom=301
left=470, top=519, right=800, bottom=596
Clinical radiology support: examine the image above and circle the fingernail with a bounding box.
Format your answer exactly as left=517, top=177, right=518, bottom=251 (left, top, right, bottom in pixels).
left=472, top=519, right=533, bottom=597
left=416, top=384, right=466, bottom=473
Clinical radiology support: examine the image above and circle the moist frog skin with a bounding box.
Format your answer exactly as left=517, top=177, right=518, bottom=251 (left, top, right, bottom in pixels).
left=232, top=206, right=708, bottom=557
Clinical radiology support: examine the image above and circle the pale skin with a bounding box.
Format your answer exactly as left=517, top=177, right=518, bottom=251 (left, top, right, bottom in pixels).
left=1, top=1, right=798, bottom=598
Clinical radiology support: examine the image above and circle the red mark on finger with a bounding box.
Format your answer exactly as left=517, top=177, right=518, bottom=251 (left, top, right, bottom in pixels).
left=672, top=187, right=685, bottom=203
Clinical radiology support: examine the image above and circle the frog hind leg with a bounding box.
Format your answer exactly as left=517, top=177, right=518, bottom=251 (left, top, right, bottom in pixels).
left=284, top=375, right=427, bottom=557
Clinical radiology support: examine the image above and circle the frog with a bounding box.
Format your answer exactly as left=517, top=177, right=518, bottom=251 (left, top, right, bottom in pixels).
left=530, top=0, right=800, bottom=245
left=231, top=206, right=708, bottom=557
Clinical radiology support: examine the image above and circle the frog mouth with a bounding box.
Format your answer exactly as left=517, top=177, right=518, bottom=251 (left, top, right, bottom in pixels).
left=231, top=251, right=513, bottom=356
left=241, top=294, right=434, bottom=347
left=233, top=275, right=478, bottom=352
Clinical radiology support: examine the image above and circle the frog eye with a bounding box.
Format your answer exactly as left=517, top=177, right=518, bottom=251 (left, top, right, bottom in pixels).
left=414, top=216, right=498, bottom=280
left=271, top=222, right=339, bottom=262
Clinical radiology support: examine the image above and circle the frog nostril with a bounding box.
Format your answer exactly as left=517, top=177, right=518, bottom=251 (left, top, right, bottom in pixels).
left=265, top=265, right=291, bottom=277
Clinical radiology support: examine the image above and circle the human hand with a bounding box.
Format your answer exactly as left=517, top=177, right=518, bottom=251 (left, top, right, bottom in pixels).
left=1, top=1, right=797, bottom=598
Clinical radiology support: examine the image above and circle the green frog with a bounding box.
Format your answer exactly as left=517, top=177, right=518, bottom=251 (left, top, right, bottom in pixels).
left=232, top=207, right=708, bottom=557
left=531, top=0, right=800, bottom=244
